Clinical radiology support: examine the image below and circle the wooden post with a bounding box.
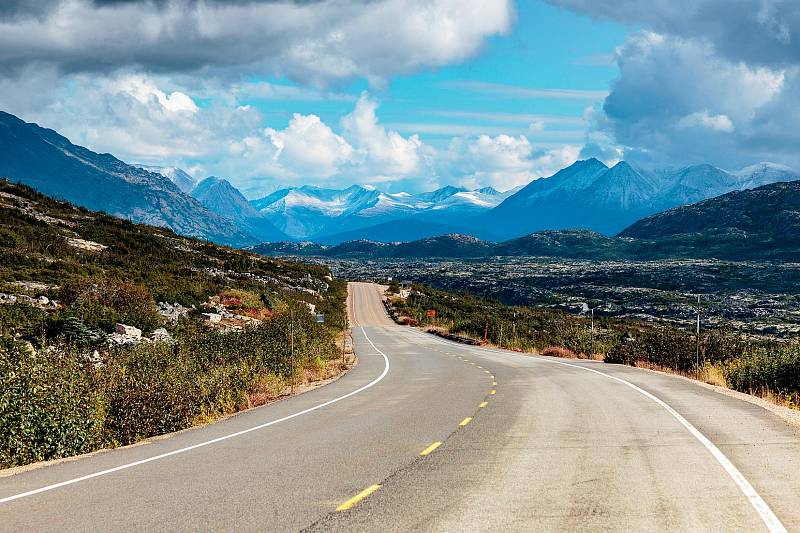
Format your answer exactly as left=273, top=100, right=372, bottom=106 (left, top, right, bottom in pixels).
left=290, top=309, right=295, bottom=395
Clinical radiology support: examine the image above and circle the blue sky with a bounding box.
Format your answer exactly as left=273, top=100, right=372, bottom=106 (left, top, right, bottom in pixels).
left=1, top=0, right=797, bottom=197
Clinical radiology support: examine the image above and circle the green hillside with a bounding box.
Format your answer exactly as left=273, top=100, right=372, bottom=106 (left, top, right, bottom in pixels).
left=0, top=180, right=347, bottom=468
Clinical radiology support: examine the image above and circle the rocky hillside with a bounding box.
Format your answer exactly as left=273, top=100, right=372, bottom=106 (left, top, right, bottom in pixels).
left=620, top=180, right=800, bottom=260
left=0, top=111, right=254, bottom=246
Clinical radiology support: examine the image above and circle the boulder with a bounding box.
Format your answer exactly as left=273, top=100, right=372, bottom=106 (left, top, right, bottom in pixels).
left=114, top=323, right=142, bottom=339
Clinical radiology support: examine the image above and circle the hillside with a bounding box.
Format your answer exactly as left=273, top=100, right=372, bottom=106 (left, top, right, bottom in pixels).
left=0, top=179, right=347, bottom=467
left=620, top=180, right=800, bottom=260
left=0, top=111, right=253, bottom=246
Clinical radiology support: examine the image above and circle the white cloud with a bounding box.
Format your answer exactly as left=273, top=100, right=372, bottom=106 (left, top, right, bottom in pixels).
left=263, top=114, right=353, bottom=179
left=341, top=93, right=426, bottom=177
left=0, top=0, right=513, bottom=86
left=584, top=31, right=789, bottom=167
left=550, top=1, right=800, bottom=169
left=676, top=111, right=734, bottom=133
left=445, top=134, right=580, bottom=190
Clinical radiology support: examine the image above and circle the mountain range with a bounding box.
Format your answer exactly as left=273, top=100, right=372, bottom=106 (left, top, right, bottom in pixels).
left=0, top=111, right=259, bottom=246
left=249, top=183, right=517, bottom=242
left=2, top=109, right=799, bottom=255
left=473, top=158, right=799, bottom=240
left=252, top=178, right=800, bottom=261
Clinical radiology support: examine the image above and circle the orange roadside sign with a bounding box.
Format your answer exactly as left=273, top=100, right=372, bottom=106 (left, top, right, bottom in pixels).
left=426, top=309, right=436, bottom=318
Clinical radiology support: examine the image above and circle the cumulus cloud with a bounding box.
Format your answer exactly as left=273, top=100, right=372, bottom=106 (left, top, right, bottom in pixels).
left=0, top=0, right=512, bottom=85
left=445, top=134, right=579, bottom=190
left=600, top=32, right=792, bottom=166
left=341, top=94, right=427, bottom=178
left=548, top=1, right=800, bottom=169
left=675, top=111, right=734, bottom=133
left=547, top=0, right=800, bottom=68
left=261, top=114, right=353, bottom=180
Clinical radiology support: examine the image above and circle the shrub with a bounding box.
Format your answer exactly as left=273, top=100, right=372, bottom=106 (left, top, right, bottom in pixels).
left=541, top=346, right=576, bottom=358
left=0, top=338, right=102, bottom=468
left=100, top=342, right=201, bottom=445
left=724, top=346, right=800, bottom=403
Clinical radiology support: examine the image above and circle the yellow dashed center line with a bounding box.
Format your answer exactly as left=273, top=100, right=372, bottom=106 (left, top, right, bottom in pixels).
left=492, top=381, right=497, bottom=386
left=420, top=441, right=442, bottom=456
left=336, top=484, right=381, bottom=511
left=459, top=417, right=473, bottom=427
left=490, top=390, right=496, bottom=395
left=479, top=401, right=488, bottom=408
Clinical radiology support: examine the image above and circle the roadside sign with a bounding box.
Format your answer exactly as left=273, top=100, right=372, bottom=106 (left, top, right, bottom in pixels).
left=426, top=309, right=436, bottom=318
left=316, top=313, right=325, bottom=324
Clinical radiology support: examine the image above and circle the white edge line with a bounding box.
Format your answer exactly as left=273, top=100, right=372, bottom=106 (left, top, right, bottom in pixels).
left=412, top=328, right=787, bottom=532
left=0, top=326, right=389, bottom=505
left=543, top=359, right=787, bottom=533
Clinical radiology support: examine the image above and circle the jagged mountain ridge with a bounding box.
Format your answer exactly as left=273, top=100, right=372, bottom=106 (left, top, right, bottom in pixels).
left=136, top=165, right=197, bottom=194
left=191, top=176, right=288, bottom=243
left=0, top=111, right=254, bottom=246
left=250, top=183, right=517, bottom=240
left=470, top=158, right=800, bottom=239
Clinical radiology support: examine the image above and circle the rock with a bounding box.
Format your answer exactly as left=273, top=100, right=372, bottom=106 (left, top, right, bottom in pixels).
left=114, top=323, right=142, bottom=339
left=202, top=312, right=222, bottom=324
left=37, top=295, right=50, bottom=306
left=151, top=328, right=172, bottom=342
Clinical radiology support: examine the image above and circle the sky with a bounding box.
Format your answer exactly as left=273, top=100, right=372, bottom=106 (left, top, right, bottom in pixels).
left=1, top=0, right=798, bottom=198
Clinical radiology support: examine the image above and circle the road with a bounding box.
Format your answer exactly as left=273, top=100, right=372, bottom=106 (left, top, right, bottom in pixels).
left=2, top=282, right=800, bottom=531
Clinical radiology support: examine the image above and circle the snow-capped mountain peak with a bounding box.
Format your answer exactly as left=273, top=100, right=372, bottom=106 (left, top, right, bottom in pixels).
left=135, top=165, right=197, bottom=194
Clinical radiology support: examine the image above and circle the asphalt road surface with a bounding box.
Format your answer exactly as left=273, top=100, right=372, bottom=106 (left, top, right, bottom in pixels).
left=2, top=282, right=799, bottom=531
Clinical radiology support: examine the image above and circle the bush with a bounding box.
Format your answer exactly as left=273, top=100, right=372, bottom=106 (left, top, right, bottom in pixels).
left=100, top=342, right=202, bottom=445
left=541, top=346, right=576, bottom=358
left=724, top=346, right=800, bottom=402
left=0, top=303, right=47, bottom=338
left=0, top=338, right=102, bottom=468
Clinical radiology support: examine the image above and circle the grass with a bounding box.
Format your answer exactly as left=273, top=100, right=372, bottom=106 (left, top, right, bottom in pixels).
left=385, top=283, right=800, bottom=411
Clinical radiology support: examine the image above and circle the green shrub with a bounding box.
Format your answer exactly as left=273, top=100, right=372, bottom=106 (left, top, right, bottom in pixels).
left=100, top=342, right=201, bottom=445
left=724, top=346, right=800, bottom=401
left=0, top=338, right=102, bottom=468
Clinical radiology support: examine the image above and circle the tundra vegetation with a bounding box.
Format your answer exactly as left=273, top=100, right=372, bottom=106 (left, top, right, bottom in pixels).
left=385, top=283, right=800, bottom=410
left=0, top=181, right=347, bottom=469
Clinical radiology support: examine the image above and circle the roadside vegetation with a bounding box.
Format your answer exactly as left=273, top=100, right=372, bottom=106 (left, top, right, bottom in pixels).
left=0, top=181, right=348, bottom=469
left=384, top=282, right=800, bottom=410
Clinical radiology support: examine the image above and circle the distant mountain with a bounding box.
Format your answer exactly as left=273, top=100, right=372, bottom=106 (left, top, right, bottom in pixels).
left=619, top=180, right=800, bottom=260
left=191, top=177, right=288, bottom=242
left=251, top=183, right=513, bottom=240
left=494, top=229, right=634, bottom=260
left=251, top=185, right=383, bottom=238
left=253, top=180, right=800, bottom=261
left=0, top=111, right=254, bottom=246
left=470, top=158, right=800, bottom=240
left=317, top=218, right=462, bottom=245
left=136, top=165, right=196, bottom=194
left=249, top=241, right=328, bottom=256
left=393, top=234, right=493, bottom=258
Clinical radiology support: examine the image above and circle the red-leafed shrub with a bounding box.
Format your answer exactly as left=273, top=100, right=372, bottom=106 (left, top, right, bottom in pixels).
left=541, top=346, right=576, bottom=358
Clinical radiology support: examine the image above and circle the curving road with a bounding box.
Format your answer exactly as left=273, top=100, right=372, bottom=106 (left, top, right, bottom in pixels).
left=2, top=282, right=800, bottom=531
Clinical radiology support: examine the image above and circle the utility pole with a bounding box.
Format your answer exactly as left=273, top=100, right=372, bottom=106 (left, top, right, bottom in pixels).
left=499, top=324, right=504, bottom=348
left=290, top=308, right=295, bottom=395
left=590, top=307, right=594, bottom=359
left=512, top=311, right=517, bottom=349
left=696, top=294, right=701, bottom=373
